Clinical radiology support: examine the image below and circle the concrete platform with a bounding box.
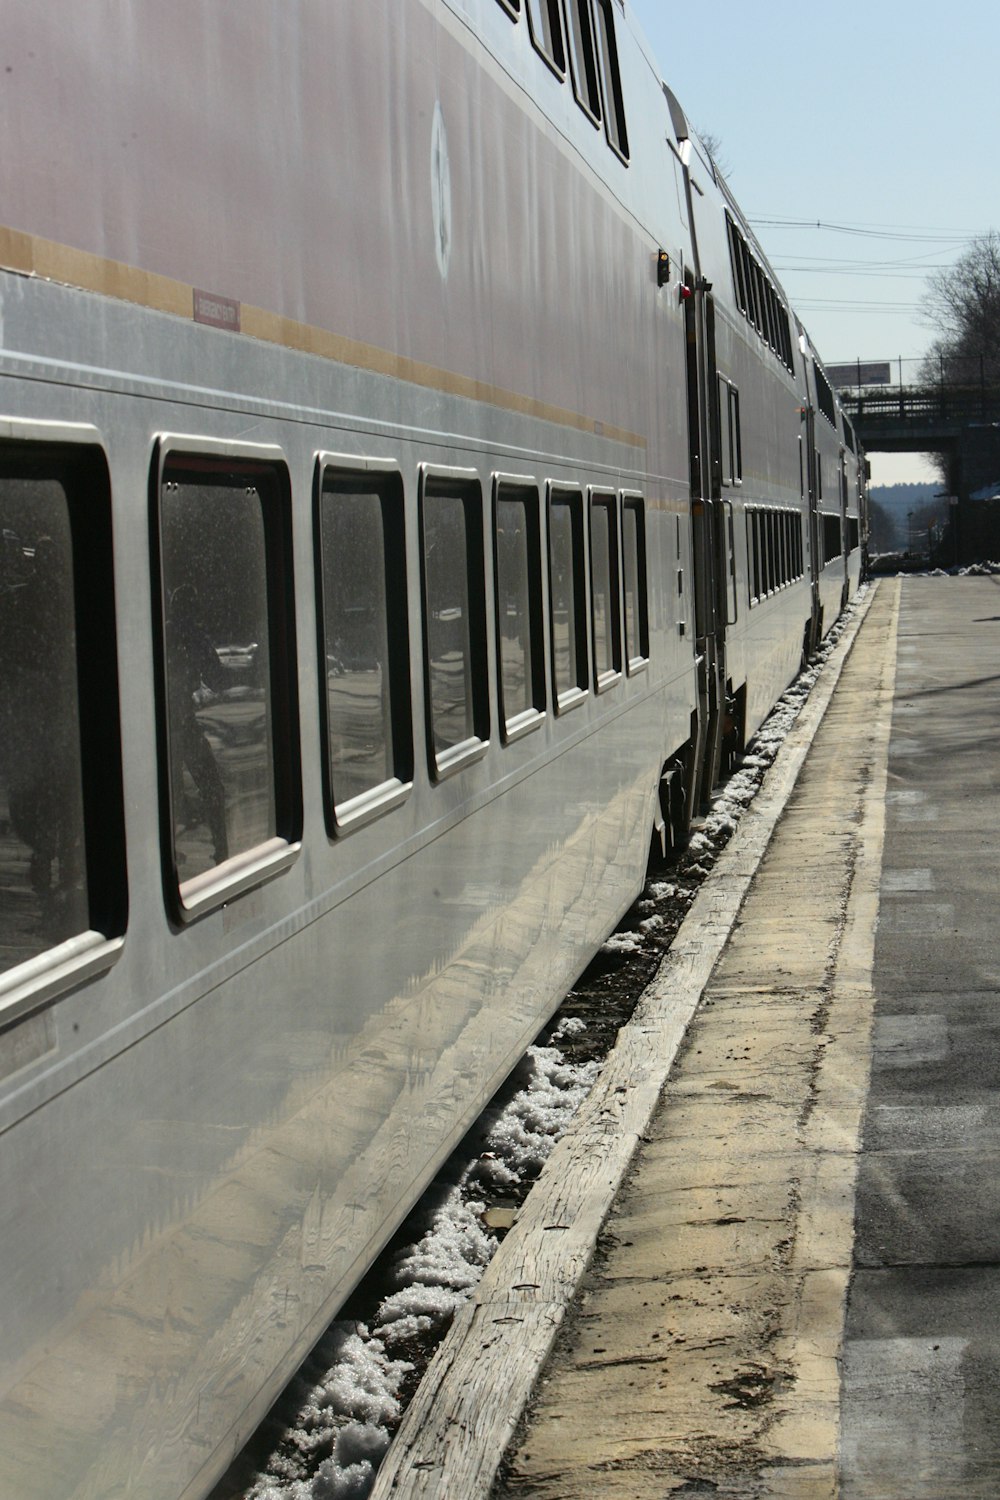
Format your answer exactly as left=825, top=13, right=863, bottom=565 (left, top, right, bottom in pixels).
left=372, top=577, right=1000, bottom=1500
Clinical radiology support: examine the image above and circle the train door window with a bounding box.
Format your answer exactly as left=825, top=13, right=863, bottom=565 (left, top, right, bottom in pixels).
left=493, top=479, right=545, bottom=741
left=562, top=0, right=602, bottom=121
left=821, top=511, right=842, bottom=564
left=548, top=486, right=588, bottom=711
left=621, top=494, right=649, bottom=673
left=589, top=489, right=621, bottom=689
left=155, top=441, right=301, bottom=920
left=526, top=0, right=566, bottom=74
left=721, top=500, right=738, bottom=625
left=730, top=386, right=742, bottom=483
left=316, top=459, right=413, bottom=833
left=718, top=378, right=742, bottom=487
left=420, top=468, right=489, bottom=778
left=592, top=0, right=629, bottom=159
left=0, top=431, right=125, bottom=1023
left=718, top=377, right=732, bottom=487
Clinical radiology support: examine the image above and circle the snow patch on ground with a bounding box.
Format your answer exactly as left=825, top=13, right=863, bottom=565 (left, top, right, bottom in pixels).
left=244, top=1021, right=599, bottom=1499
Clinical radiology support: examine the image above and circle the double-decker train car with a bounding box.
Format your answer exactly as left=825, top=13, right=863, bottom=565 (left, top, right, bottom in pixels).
left=0, top=3, right=864, bottom=1496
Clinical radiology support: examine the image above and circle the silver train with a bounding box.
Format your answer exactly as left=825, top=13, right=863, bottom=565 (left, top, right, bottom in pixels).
left=0, top=3, right=865, bottom=1496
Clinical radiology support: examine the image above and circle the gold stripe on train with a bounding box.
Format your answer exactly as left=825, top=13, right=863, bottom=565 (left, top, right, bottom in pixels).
left=0, top=225, right=645, bottom=451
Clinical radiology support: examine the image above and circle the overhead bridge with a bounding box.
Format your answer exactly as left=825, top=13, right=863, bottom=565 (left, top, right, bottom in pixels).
left=841, top=382, right=1000, bottom=456
left=842, top=384, right=1000, bottom=562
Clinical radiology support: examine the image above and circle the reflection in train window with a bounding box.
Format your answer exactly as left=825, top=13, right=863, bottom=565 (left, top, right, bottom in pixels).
left=0, top=482, right=88, bottom=972
left=622, top=495, right=649, bottom=672
left=494, top=481, right=545, bottom=738
left=420, top=471, right=489, bottom=776
left=548, top=487, right=588, bottom=710
left=589, top=490, right=621, bottom=689
left=158, top=455, right=300, bottom=899
left=318, top=465, right=412, bottom=828
left=0, top=439, right=125, bottom=997
left=526, top=0, right=565, bottom=73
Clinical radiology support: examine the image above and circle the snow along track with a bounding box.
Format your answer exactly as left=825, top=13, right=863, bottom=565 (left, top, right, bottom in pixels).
left=213, top=586, right=875, bottom=1500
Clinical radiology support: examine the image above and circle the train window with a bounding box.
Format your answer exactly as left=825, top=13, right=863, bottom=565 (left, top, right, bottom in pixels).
left=814, top=362, right=837, bottom=427
left=848, top=515, right=860, bottom=552
left=420, top=469, right=490, bottom=778
left=526, top=0, right=566, bottom=74
left=563, top=0, right=602, bottom=122
left=592, top=0, right=629, bottom=159
left=155, top=442, right=300, bottom=920
left=493, top=479, right=545, bottom=740
left=589, top=490, right=621, bottom=689
left=621, top=495, right=649, bottom=673
left=316, top=459, right=413, bottom=833
left=727, top=215, right=794, bottom=372
left=548, top=487, right=589, bottom=711
left=0, top=431, right=125, bottom=1022
left=727, top=217, right=748, bottom=316
left=746, top=511, right=757, bottom=602
left=782, top=512, right=792, bottom=586
left=496, top=0, right=520, bottom=13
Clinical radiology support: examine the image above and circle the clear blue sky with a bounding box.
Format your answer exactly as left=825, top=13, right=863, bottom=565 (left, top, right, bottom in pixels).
left=624, top=0, right=999, bottom=483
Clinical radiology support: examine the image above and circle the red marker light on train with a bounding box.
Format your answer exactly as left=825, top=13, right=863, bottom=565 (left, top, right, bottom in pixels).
left=678, top=284, right=692, bottom=302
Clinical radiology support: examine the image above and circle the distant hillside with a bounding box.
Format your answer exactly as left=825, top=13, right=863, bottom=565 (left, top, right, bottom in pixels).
left=869, top=481, right=940, bottom=512
left=868, top=482, right=944, bottom=552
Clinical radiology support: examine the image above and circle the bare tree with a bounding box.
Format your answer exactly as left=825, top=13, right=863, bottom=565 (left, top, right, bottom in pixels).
left=920, top=231, right=1000, bottom=387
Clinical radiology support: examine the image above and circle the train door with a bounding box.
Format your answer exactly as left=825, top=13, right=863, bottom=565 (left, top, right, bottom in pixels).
left=802, top=401, right=822, bottom=655
left=683, top=272, right=729, bottom=813
left=664, top=85, right=733, bottom=818
left=839, top=447, right=850, bottom=601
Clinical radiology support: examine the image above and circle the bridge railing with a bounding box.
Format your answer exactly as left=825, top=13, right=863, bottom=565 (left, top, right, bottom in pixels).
left=840, top=384, right=1000, bottom=428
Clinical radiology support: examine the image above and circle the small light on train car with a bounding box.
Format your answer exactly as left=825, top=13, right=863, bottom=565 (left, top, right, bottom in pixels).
left=657, top=250, right=671, bottom=286
left=678, top=284, right=692, bottom=303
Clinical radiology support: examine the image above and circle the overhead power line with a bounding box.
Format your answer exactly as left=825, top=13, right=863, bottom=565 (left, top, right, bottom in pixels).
left=749, top=216, right=983, bottom=245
